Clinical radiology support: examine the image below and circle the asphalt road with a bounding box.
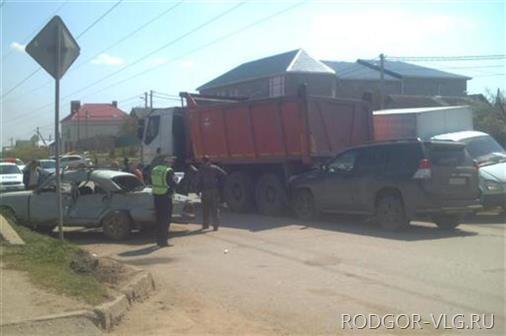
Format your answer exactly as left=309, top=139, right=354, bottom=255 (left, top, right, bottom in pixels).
left=66, top=212, right=505, bottom=335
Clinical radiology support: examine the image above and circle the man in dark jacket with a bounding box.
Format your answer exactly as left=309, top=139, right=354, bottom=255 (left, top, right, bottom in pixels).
left=151, top=157, right=178, bottom=247
left=197, top=156, right=227, bottom=231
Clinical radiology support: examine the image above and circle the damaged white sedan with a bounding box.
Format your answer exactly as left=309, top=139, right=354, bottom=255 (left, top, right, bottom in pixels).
left=0, top=169, right=195, bottom=240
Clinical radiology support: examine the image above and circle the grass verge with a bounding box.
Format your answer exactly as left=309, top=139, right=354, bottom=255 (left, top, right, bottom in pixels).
left=0, top=214, right=109, bottom=305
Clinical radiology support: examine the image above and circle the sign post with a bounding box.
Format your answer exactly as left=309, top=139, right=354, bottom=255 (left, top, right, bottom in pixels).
left=26, top=16, right=80, bottom=240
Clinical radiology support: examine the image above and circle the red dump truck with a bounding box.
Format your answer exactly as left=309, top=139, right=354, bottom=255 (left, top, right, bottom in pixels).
left=140, top=89, right=373, bottom=215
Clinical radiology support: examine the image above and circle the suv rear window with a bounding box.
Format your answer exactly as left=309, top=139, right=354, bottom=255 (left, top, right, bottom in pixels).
left=385, top=143, right=423, bottom=174
left=427, top=143, right=471, bottom=166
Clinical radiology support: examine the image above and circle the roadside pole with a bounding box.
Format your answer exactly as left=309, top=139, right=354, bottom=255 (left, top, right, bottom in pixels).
left=379, top=53, right=385, bottom=109
left=26, top=16, right=80, bottom=241
left=55, top=23, right=63, bottom=240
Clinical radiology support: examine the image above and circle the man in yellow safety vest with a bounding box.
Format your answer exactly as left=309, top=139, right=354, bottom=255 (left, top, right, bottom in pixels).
left=151, top=157, right=177, bottom=247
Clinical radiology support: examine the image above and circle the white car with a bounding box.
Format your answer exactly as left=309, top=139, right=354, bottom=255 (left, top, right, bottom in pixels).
left=39, top=159, right=56, bottom=175
left=0, top=162, right=25, bottom=192
left=0, top=169, right=196, bottom=240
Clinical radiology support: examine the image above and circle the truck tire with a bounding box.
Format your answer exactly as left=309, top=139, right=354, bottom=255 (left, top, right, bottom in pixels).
left=433, top=215, right=461, bottom=230
left=102, top=211, right=131, bottom=241
left=255, top=174, right=288, bottom=216
left=224, top=172, right=254, bottom=212
left=375, top=195, right=408, bottom=231
left=292, top=189, right=317, bottom=220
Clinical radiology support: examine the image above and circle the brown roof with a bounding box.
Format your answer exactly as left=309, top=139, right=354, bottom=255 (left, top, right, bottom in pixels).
left=61, top=103, right=127, bottom=123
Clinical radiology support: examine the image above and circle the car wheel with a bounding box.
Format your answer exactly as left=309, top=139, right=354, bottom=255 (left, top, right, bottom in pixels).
left=375, top=195, right=408, bottom=231
left=432, top=214, right=461, bottom=230
left=292, top=189, right=317, bottom=220
left=102, top=211, right=131, bottom=241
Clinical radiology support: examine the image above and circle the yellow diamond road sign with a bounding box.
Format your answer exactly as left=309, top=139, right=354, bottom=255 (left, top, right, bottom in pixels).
left=26, top=16, right=80, bottom=80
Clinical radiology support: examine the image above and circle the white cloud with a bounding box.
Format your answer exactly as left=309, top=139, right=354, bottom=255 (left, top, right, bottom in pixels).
left=10, top=42, right=26, bottom=53
left=91, top=53, right=124, bottom=66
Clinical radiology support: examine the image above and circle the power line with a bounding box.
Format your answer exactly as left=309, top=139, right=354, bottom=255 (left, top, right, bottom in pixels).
left=5, top=1, right=303, bottom=124
left=79, top=0, right=306, bottom=101
left=76, top=0, right=123, bottom=39
left=1, top=0, right=69, bottom=61
left=3, top=1, right=184, bottom=104
left=473, top=73, right=506, bottom=78
left=70, top=1, right=183, bottom=73
left=387, top=55, right=506, bottom=62
left=1, top=68, right=40, bottom=99
left=53, top=2, right=245, bottom=101
left=0, top=0, right=123, bottom=100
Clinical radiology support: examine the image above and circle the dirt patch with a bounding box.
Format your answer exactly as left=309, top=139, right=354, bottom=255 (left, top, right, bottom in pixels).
left=70, top=250, right=139, bottom=291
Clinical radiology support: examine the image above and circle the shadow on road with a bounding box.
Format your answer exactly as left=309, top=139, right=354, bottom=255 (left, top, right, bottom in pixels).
left=201, top=210, right=479, bottom=242
left=61, top=209, right=486, bottom=246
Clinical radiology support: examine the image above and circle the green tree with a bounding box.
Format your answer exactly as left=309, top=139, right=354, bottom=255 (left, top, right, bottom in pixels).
left=474, top=89, right=506, bottom=147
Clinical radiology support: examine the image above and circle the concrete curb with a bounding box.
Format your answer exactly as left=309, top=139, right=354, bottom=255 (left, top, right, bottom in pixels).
left=0, top=214, right=25, bottom=245
left=0, top=310, right=99, bottom=328
left=0, top=263, right=156, bottom=332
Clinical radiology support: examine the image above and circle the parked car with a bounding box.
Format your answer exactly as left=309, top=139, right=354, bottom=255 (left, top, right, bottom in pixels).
left=0, top=157, right=25, bottom=171
left=50, top=154, right=90, bottom=169
left=289, top=139, right=481, bottom=230
left=432, top=131, right=506, bottom=211
left=0, top=169, right=195, bottom=240
left=39, top=159, right=56, bottom=174
left=0, top=162, right=25, bottom=192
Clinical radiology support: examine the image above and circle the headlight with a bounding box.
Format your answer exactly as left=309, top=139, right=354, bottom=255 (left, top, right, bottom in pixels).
left=484, top=180, right=503, bottom=192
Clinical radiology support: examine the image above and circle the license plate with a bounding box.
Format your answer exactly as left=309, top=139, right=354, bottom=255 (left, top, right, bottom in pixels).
left=449, top=177, right=466, bottom=185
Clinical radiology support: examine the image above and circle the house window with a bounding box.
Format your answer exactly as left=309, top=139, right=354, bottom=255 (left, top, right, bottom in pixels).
left=269, top=76, right=285, bottom=97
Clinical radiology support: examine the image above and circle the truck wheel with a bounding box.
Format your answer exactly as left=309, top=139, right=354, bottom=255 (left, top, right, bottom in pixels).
left=102, top=211, right=131, bottom=241
left=433, top=215, right=461, bottom=230
left=375, top=195, right=408, bottom=231
left=224, top=172, right=254, bottom=212
left=292, top=189, right=316, bottom=220
left=255, top=174, right=288, bottom=216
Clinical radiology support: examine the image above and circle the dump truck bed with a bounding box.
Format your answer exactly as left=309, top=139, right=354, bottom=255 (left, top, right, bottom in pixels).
left=185, top=94, right=372, bottom=165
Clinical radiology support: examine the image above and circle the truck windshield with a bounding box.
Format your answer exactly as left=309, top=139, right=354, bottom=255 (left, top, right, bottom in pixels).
left=145, top=115, right=160, bottom=145
left=462, top=135, right=506, bottom=162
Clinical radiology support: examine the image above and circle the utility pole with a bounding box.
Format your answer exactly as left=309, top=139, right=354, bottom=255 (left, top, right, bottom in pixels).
left=149, top=90, right=153, bottom=109
left=36, top=127, right=40, bottom=146
left=144, top=92, right=148, bottom=108
left=77, top=113, right=80, bottom=151
left=85, top=110, right=89, bottom=150
left=379, top=53, right=385, bottom=109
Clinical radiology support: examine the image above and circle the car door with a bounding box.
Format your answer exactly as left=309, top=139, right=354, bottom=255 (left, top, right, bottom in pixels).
left=352, top=146, right=387, bottom=213
left=29, top=180, right=74, bottom=225
left=321, top=149, right=360, bottom=212
left=68, top=180, right=111, bottom=222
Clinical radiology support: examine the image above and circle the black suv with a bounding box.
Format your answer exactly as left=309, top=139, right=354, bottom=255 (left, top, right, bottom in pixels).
left=290, top=140, right=482, bottom=230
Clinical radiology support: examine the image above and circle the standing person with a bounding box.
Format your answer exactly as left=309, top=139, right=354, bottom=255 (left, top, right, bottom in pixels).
left=151, top=157, right=177, bottom=247
left=23, top=160, right=42, bottom=190
left=123, top=157, right=130, bottom=172
left=197, top=156, right=227, bottom=231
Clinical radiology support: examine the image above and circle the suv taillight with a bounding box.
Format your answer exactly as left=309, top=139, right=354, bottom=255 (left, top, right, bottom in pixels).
left=413, top=159, right=432, bottom=179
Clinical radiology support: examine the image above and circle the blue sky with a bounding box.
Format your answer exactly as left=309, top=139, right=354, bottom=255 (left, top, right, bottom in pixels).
left=1, top=0, right=505, bottom=144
